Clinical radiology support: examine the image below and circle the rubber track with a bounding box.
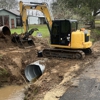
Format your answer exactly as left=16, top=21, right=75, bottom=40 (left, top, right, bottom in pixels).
left=42, top=48, right=85, bottom=59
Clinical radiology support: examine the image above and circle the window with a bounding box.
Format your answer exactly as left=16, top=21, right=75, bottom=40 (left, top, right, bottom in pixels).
left=71, top=22, right=77, bottom=31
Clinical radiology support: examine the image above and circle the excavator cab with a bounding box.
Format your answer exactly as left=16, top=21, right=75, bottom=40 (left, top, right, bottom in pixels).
left=50, top=19, right=77, bottom=46
left=50, top=19, right=92, bottom=50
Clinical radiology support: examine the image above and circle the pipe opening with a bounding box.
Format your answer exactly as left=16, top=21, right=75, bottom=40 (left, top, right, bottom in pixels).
left=25, top=64, right=43, bottom=81
left=2, top=26, right=11, bottom=35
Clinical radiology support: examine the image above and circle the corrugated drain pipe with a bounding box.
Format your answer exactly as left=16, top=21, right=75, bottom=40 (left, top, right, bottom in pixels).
left=25, top=60, right=45, bottom=82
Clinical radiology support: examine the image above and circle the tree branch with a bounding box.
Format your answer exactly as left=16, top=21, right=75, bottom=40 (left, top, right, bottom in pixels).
left=93, top=11, right=100, bottom=16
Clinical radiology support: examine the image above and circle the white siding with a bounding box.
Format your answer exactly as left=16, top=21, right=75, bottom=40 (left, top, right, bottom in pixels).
left=28, top=16, right=39, bottom=24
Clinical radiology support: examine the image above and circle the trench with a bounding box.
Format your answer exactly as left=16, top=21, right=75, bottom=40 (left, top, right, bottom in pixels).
left=0, top=85, right=25, bottom=100
left=0, top=60, right=46, bottom=100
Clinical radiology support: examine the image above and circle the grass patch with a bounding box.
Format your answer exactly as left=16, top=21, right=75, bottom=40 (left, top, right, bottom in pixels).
left=95, top=20, right=100, bottom=24
left=11, top=24, right=50, bottom=38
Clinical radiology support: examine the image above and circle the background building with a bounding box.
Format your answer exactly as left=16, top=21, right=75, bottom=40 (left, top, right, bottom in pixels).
left=0, top=9, right=46, bottom=29
left=0, top=9, right=20, bottom=28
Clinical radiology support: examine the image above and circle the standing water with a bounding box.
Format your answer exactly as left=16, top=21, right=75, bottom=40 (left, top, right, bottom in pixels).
left=0, top=85, right=25, bottom=100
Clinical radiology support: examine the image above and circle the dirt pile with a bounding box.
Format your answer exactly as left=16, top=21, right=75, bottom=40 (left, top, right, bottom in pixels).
left=0, top=35, right=16, bottom=49
left=0, top=33, right=49, bottom=86
left=0, top=51, right=25, bottom=86
left=0, top=31, right=50, bottom=50
left=91, top=41, right=100, bottom=55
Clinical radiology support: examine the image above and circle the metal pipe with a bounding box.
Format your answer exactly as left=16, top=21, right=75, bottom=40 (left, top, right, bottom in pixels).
left=25, top=60, right=45, bottom=82
left=0, top=26, right=11, bottom=37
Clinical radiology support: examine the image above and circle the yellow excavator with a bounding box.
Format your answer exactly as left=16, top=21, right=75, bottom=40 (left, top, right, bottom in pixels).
left=18, top=1, right=92, bottom=59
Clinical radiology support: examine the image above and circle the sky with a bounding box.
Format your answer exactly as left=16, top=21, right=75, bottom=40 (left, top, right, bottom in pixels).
left=18, top=0, right=53, bottom=4
left=18, top=0, right=54, bottom=16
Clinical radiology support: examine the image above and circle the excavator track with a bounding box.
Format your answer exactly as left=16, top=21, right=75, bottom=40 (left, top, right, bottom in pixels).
left=82, top=48, right=92, bottom=55
left=42, top=48, right=85, bottom=59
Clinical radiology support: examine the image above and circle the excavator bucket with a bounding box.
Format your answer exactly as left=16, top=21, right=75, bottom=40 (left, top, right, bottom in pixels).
left=11, top=28, right=38, bottom=48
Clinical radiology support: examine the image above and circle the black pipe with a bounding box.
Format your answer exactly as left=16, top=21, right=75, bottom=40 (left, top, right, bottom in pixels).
left=0, top=26, right=11, bottom=36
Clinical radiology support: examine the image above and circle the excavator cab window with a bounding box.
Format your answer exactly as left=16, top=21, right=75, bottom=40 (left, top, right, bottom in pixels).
left=70, top=21, right=78, bottom=32
left=50, top=21, right=60, bottom=44
left=50, top=20, right=71, bottom=45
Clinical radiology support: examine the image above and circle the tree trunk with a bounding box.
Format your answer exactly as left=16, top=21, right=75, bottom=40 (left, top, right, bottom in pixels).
left=90, top=18, right=95, bottom=29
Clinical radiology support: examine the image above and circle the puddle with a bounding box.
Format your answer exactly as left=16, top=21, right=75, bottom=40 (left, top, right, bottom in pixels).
left=0, top=85, right=25, bottom=100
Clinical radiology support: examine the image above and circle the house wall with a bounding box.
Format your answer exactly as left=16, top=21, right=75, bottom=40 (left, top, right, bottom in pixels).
left=0, top=10, right=16, bottom=28
left=28, top=16, right=39, bottom=24
left=28, top=16, right=45, bottom=24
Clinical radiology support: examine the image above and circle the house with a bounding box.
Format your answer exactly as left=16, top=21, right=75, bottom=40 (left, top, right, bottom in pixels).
left=28, top=15, right=45, bottom=25
left=0, top=9, right=46, bottom=29
left=0, top=9, right=20, bottom=28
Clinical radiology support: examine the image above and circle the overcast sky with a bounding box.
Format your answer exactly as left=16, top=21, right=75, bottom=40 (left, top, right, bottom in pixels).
left=18, top=0, right=55, bottom=17
left=18, top=0, right=53, bottom=4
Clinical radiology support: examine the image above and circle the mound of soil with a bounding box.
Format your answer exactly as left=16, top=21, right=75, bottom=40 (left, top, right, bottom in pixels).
left=0, top=33, right=49, bottom=86
left=0, top=35, right=16, bottom=49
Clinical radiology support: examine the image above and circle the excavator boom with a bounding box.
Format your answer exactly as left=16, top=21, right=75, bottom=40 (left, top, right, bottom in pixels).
left=11, top=1, right=53, bottom=48
left=19, top=1, right=52, bottom=33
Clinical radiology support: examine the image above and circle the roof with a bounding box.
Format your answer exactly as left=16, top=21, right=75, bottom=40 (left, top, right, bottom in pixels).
left=38, top=16, right=45, bottom=18
left=28, top=14, right=45, bottom=17
left=0, top=8, right=20, bottom=16
left=9, top=9, right=20, bottom=16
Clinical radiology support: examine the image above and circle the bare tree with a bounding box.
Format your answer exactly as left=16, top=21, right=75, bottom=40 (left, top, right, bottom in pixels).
left=0, top=0, right=18, bottom=10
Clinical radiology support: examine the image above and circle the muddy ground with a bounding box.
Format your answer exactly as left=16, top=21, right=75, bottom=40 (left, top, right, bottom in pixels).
left=0, top=34, right=100, bottom=100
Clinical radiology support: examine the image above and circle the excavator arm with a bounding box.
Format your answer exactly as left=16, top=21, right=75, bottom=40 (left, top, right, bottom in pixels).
left=19, top=1, right=52, bottom=33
